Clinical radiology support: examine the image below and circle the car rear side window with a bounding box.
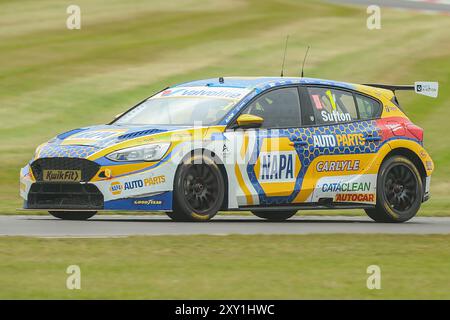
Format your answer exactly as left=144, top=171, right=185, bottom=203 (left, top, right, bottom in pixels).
left=355, top=94, right=382, bottom=119
left=242, top=87, right=301, bottom=128
left=307, top=87, right=358, bottom=125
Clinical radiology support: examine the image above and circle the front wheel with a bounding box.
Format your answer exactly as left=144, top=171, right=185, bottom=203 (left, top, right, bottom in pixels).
left=49, top=211, right=97, bottom=220
left=169, top=154, right=225, bottom=222
left=251, top=210, right=297, bottom=221
left=365, top=155, right=423, bottom=223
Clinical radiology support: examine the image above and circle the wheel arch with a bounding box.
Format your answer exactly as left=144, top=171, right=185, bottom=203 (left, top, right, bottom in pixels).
left=381, top=147, right=427, bottom=185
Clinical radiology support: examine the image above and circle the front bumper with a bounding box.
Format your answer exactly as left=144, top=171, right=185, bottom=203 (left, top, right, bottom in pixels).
left=20, top=157, right=175, bottom=211
left=26, top=183, right=104, bottom=210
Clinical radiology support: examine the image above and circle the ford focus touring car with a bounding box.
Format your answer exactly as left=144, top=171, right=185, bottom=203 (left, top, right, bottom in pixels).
left=20, top=77, right=437, bottom=222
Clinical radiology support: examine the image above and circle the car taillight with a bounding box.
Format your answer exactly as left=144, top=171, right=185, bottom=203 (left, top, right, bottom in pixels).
left=406, top=124, right=424, bottom=141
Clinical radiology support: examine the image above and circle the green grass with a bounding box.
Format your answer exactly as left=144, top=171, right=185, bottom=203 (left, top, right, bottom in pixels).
left=1, top=0, right=450, bottom=215
left=1, top=234, right=449, bottom=299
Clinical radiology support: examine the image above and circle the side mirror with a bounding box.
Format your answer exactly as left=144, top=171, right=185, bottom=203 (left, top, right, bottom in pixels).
left=235, top=114, right=264, bottom=129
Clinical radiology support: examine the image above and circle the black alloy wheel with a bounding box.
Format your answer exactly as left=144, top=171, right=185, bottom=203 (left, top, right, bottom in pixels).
left=384, top=163, right=418, bottom=212
left=365, top=155, right=423, bottom=223
left=168, top=154, right=224, bottom=222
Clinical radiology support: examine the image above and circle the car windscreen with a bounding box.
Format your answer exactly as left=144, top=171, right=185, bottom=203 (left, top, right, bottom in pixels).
left=114, top=87, right=251, bottom=126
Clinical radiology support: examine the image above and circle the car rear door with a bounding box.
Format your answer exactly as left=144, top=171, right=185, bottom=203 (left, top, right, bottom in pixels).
left=300, top=86, right=382, bottom=204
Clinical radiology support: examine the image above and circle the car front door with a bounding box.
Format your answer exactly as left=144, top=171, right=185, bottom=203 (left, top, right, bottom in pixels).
left=225, top=86, right=308, bottom=207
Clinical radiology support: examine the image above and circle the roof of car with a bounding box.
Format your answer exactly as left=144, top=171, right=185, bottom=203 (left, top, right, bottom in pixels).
left=173, top=76, right=356, bottom=91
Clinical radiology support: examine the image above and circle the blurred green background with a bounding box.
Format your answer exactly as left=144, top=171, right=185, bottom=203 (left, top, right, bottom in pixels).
left=1, top=0, right=450, bottom=300
left=1, top=0, right=449, bottom=215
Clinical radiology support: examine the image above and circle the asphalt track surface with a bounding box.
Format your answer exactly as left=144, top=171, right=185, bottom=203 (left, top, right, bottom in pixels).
left=1, top=215, right=450, bottom=237
left=329, top=0, right=450, bottom=13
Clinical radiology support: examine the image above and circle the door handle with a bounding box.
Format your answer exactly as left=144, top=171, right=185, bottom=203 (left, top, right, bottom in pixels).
left=289, top=140, right=308, bottom=147
left=364, top=133, right=381, bottom=142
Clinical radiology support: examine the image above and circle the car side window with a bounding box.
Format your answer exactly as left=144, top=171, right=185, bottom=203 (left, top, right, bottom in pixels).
left=355, top=94, right=382, bottom=119
left=241, top=87, right=301, bottom=128
left=307, top=87, right=358, bottom=125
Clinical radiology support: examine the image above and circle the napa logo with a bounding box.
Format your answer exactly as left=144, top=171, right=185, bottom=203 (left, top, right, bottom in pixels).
left=109, top=181, right=123, bottom=195
left=258, top=152, right=296, bottom=183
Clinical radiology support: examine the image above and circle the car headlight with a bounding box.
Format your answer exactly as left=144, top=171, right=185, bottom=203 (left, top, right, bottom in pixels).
left=106, top=143, right=170, bottom=162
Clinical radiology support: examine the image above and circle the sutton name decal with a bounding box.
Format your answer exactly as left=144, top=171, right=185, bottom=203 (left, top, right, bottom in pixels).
left=321, top=110, right=351, bottom=123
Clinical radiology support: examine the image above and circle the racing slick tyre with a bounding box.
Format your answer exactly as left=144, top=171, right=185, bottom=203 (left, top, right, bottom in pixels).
left=169, top=154, right=225, bottom=222
left=365, top=155, right=423, bottom=223
left=49, top=211, right=97, bottom=220
left=251, top=210, right=297, bottom=221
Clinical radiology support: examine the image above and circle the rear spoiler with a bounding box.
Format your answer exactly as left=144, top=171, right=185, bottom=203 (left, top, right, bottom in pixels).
left=363, top=82, right=438, bottom=98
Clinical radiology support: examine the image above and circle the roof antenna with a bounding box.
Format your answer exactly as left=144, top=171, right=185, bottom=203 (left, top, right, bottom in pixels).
left=301, top=45, right=310, bottom=78
left=280, top=35, right=289, bottom=77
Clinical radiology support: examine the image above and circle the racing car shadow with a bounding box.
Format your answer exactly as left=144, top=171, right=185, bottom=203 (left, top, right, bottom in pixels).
left=84, top=216, right=384, bottom=224
left=31, top=215, right=422, bottom=224
left=29, top=215, right=424, bottom=226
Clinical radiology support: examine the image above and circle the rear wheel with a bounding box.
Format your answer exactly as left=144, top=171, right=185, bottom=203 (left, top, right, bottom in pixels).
left=251, top=210, right=297, bottom=221
left=168, top=154, right=224, bottom=222
left=365, top=156, right=423, bottom=223
left=49, top=211, right=97, bottom=220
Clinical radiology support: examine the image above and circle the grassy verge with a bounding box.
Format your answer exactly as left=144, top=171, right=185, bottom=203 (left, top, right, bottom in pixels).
left=0, top=234, right=449, bottom=299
